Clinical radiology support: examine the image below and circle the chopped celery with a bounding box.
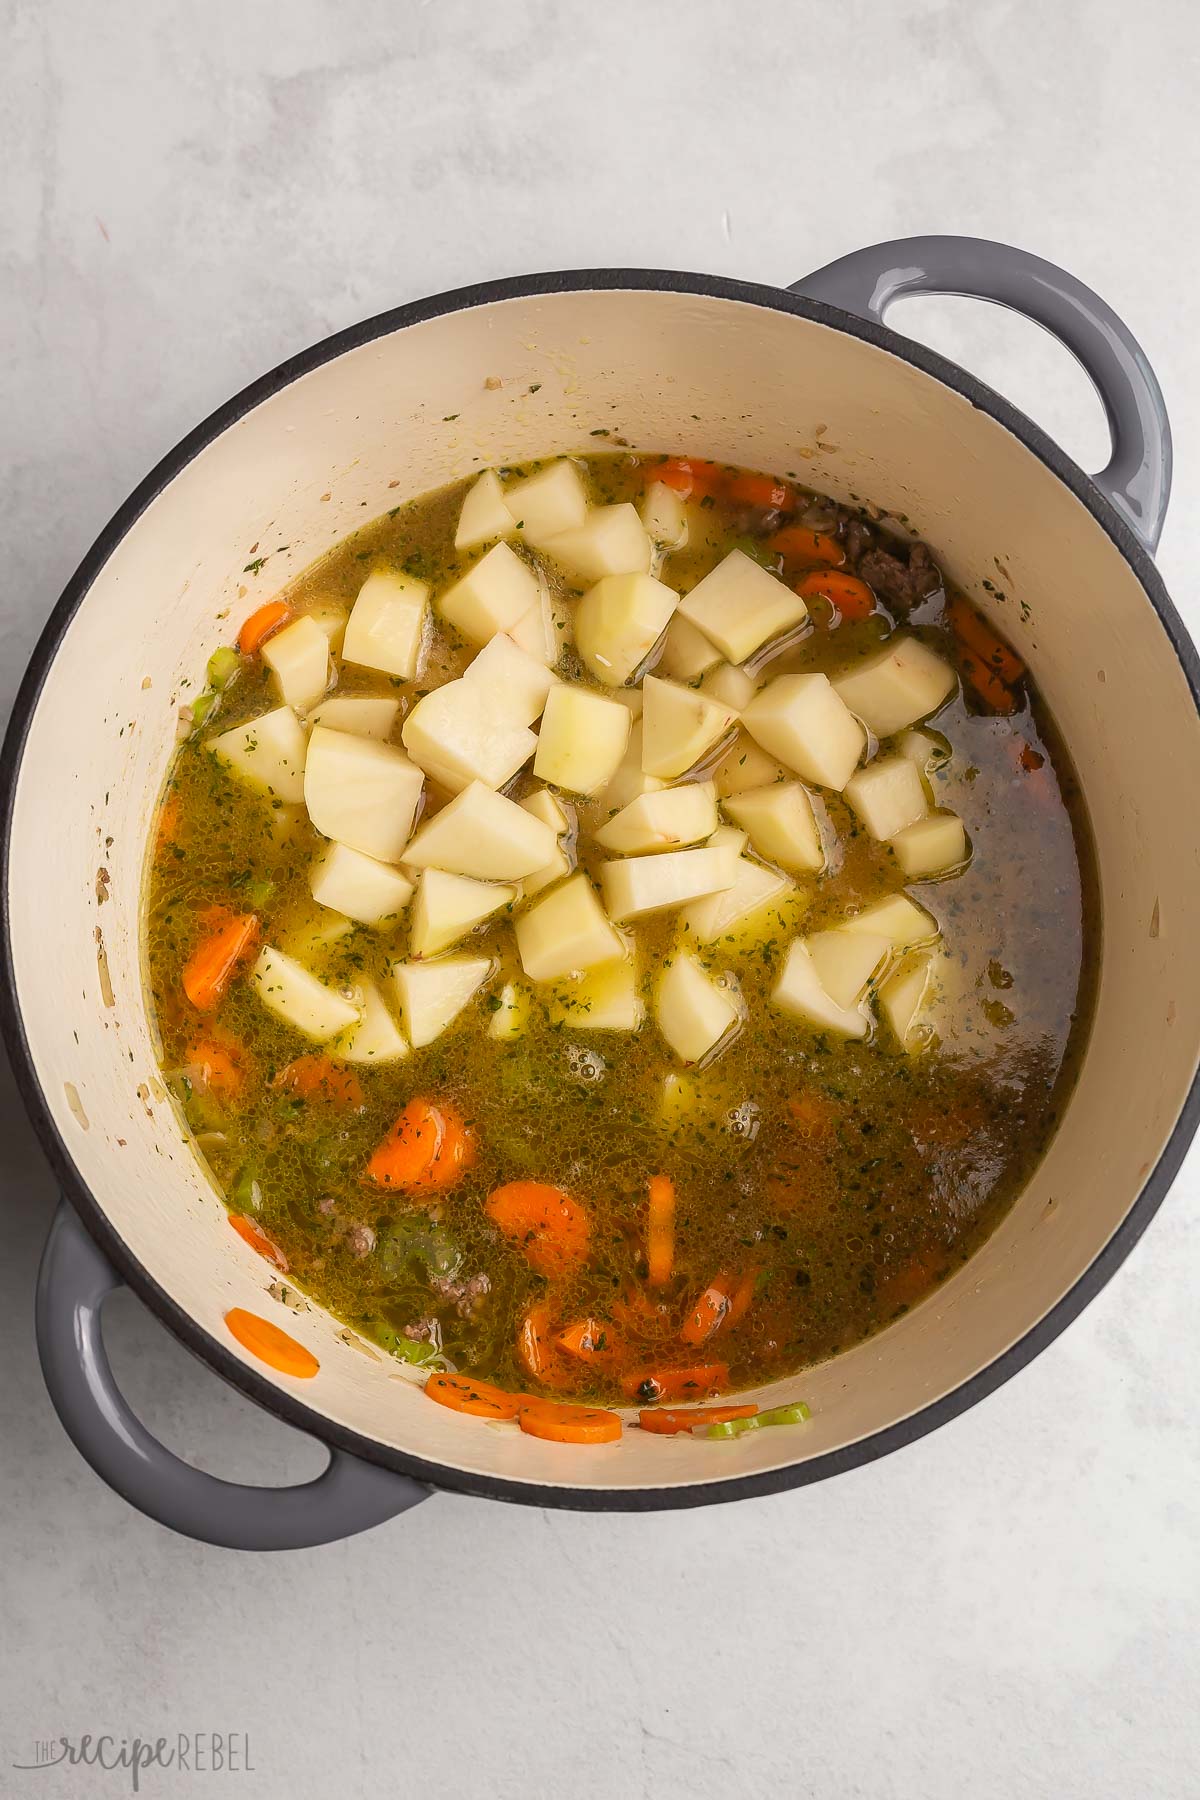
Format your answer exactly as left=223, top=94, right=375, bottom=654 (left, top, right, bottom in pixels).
left=230, top=1166, right=263, bottom=1212
left=758, top=1401, right=812, bottom=1427
left=704, top=1416, right=759, bottom=1439
left=207, top=645, right=243, bottom=691
left=191, top=691, right=217, bottom=727
left=246, top=876, right=275, bottom=910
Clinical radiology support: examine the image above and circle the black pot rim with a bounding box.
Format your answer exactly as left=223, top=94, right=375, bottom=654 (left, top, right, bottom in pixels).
left=4, top=266, right=1198, bottom=1513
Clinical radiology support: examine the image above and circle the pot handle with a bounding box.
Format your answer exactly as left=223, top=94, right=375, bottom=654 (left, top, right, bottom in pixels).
left=36, top=1203, right=431, bottom=1550
left=789, top=235, right=1172, bottom=553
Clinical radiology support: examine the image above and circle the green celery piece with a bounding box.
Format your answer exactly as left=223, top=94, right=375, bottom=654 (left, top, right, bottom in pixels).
left=207, top=645, right=243, bottom=690
left=191, top=691, right=217, bottom=727
left=758, top=1402, right=812, bottom=1428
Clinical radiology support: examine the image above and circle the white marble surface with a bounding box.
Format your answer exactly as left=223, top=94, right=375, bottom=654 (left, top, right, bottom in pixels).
left=2, top=3, right=1198, bottom=1796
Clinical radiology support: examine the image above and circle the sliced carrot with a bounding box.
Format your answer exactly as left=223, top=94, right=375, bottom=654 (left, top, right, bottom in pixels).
left=612, top=1288, right=676, bottom=1340
left=960, top=651, right=1018, bottom=715
left=769, top=525, right=845, bottom=567
left=365, top=1097, right=476, bottom=1191
left=517, top=1304, right=552, bottom=1378
left=237, top=600, right=291, bottom=656
left=557, top=1317, right=609, bottom=1359
left=650, top=456, right=724, bottom=500
left=182, top=910, right=260, bottom=1013
left=186, top=1029, right=247, bottom=1098
left=517, top=1398, right=622, bottom=1445
left=224, top=1307, right=319, bottom=1379
left=620, top=1364, right=729, bottom=1403
left=725, top=471, right=792, bottom=509
left=424, top=1372, right=522, bottom=1420
left=637, top=1404, right=759, bottom=1435
left=724, top=1268, right=759, bottom=1331
left=948, top=595, right=1025, bottom=684
left=682, top=1274, right=736, bottom=1346
left=228, top=1212, right=288, bottom=1270
left=485, top=1181, right=590, bottom=1278
left=156, top=790, right=182, bottom=853
left=795, top=568, right=875, bottom=622
left=646, top=1173, right=675, bottom=1288
left=1017, top=742, right=1045, bottom=773
left=275, top=1053, right=364, bottom=1112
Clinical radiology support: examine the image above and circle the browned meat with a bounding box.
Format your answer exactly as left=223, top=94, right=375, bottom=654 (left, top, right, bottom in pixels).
left=857, top=540, right=942, bottom=609
left=402, top=1317, right=438, bottom=1342
left=844, top=518, right=875, bottom=563
left=429, top=1269, right=491, bottom=1316
left=346, top=1223, right=376, bottom=1259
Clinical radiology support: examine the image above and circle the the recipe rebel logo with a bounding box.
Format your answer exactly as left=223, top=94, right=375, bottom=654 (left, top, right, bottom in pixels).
left=11, top=1733, right=254, bottom=1790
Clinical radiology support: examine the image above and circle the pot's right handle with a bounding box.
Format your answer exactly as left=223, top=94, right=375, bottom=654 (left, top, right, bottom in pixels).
left=790, top=235, right=1172, bottom=553
left=37, top=1203, right=431, bottom=1551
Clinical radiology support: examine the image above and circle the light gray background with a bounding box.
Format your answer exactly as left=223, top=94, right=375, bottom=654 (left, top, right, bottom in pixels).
left=2, top=3, right=1197, bottom=1796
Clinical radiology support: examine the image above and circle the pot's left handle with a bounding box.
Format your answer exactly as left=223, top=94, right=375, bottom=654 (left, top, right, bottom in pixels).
left=37, top=1203, right=431, bottom=1550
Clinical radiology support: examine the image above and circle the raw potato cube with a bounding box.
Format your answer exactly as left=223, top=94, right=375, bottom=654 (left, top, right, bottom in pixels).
left=307, top=696, right=400, bottom=740
left=833, top=635, right=957, bottom=737
left=335, top=983, right=409, bottom=1064
left=392, top=956, right=492, bottom=1049
left=343, top=571, right=430, bottom=681
left=707, top=823, right=749, bottom=856
left=521, top=788, right=571, bottom=834
left=701, top=663, right=757, bottom=711
left=658, top=613, right=721, bottom=681
left=534, top=684, right=631, bottom=795
left=310, top=842, right=414, bottom=927
left=574, top=572, right=679, bottom=687
left=402, top=782, right=557, bottom=881
left=594, top=782, right=718, bottom=854
left=679, top=548, right=808, bottom=663
left=250, top=945, right=360, bottom=1042
left=600, top=844, right=739, bottom=922
left=522, top=841, right=573, bottom=897
left=209, top=706, right=307, bottom=804
left=712, top=732, right=788, bottom=799
left=544, top=505, right=652, bottom=583
left=879, top=953, right=934, bottom=1050
left=508, top=579, right=561, bottom=666
left=723, top=781, right=824, bottom=873
left=806, top=929, right=891, bottom=1008
left=515, top=873, right=626, bottom=981
left=741, top=674, right=865, bottom=792
left=771, top=940, right=868, bottom=1039
left=261, top=615, right=331, bottom=710
left=402, top=679, right=536, bottom=793
left=598, top=720, right=666, bottom=811
left=455, top=470, right=516, bottom=550
left=844, top=755, right=929, bottom=841
left=682, top=853, right=792, bottom=945
left=488, top=981, right=532, bottom=1042
left=438, top=543, right=541, bottom=645
left=891, top=811, right=968, bottom=879
left=656, top=954, right=740, bottom=1064
left=551, top=960, right=643, bottom=1031
left=640, top=480, right=689, bottom=551
left=306, top=599, right=350, bottom=654
left=505, top=459, right=588, bottom=547
left=843, top=894, right=939, bottom=948
left=410, top=869, right=516, bottom=956
left=898, top=726, right=950, bottom=772
left=641, top=676, right=738, bottom=779
left=303, top=726, right=424, bottom=863
left=463, top=632, right=559, bottom=724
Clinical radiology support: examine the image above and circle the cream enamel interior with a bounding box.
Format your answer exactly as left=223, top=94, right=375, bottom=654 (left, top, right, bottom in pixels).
left=9, top=286, right=1200, bottom=1495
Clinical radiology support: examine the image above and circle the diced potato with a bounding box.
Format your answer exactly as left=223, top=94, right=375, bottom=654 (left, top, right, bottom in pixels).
left=522, top=841, right=573, bottom=897
left=438, top=543, right=541, bottom=645
left=261, top=615, right=331, bottom=710
left=410, top=869, right=516, bottom=956
left=805, top=929, right=890, bottom=1008
left=307, top=696, right=400, bottom=740
left=335, top=982, right=409, bottom=1064
left=843, top=894, right=939, bottom=948
left=303, top=726, right=424, bottom=863
left=551, top=960, right=643, bottom=1031
left=488, top=980, right=532, bottom=1042
left=249, top=945, right=360, bottom=1042
left=279, top=908, right=356, bottom=962
left=641, top=676, right=738, bottom=779
left=658, top=613, right=721, bottom=681
left=601, top=844, right=739, bottom=922
left=544, top=504, right=652, bottom=584
left=342, top=571, right=430, bottom=681
left=598, top=720, right=666, bottom=811
left=708, top=823, right=749, bottom=855
left=679, top=548, right=808, bottom=663
left=844, top=755, right=928, bottom=841
left=701, top=662, right=757, bottom=711
left=681, top=854, right=792, bottom=945
left=209, top=706, right=308, bottom=804
left=521, top=788, right=571, bottom=834
left=640, top=480, right=689, bottom=552
left=402, top=782, right=557, bottom=881
left=712, top=732, right=788, bottom=799
left=611, top=686, right=644, bottom=718
left=306, top=598, right=349, bottom=654
left=463, top=632, right=559, bottom=724
left=402, top=679, right=536, bottom=793
left=891, top=812, right=968, bottom=879
left=656, top=954, right=740, bottom=1064
left=897, top=726, right=951, bottom=772
left=660, top=1070, right=702, bottom=1126
left=594, top=783, right=718, bottom=855
left=833, top=635, right=957, bottom=737
left=455, top=470, right=517, bottom=550
left=505, top=459, right=588, bottom=546
left=534, top=684, right=631, bottom=795
left=574, top=572, right=680, bottom=688
left=515, top=873, right=626, bottom=981
left=310, top=842, right=414, bottom=928
left=723, top=781, right=823, bottom=873
left=878, top=953, right=934, bottom=1051
left=771, top=940, right=868, bottom=1039
left=508, top=578, right=560, bottom=666
left=392, top=956, right=492, bottom=1049
left=741, top=674, right=865, bottom=791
